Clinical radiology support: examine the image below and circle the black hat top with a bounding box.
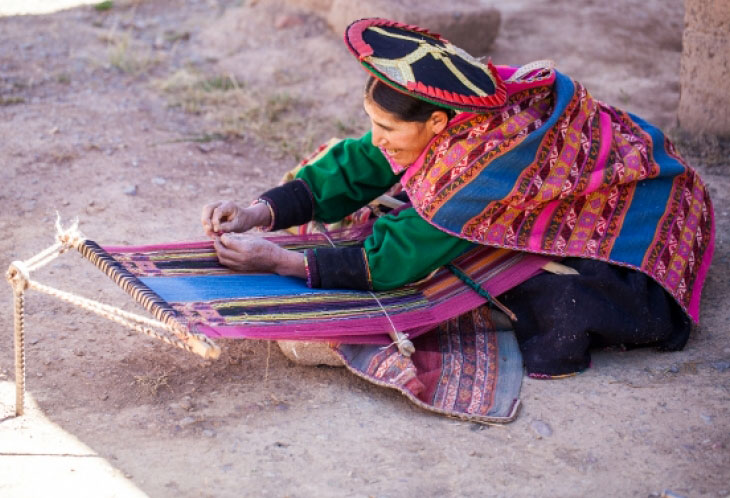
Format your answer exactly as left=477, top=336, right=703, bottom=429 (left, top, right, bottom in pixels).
left=345, top=18, right=507, bottom=112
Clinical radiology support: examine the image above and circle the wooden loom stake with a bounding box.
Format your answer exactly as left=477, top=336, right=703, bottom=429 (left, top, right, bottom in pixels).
left=7, top=261, right=30, bottom=417
left=12, top=282, right=26, bottom=416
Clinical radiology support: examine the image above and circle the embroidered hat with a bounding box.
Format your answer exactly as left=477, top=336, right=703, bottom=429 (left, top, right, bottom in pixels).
left=345, top=18, right=507, bottom=112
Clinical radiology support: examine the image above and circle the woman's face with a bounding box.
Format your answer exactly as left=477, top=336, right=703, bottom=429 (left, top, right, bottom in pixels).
left=363, top=97, right=446, bottom=167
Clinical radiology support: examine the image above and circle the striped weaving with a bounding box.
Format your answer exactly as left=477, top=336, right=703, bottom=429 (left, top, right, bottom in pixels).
left=82, top=229, right=551, bottom=344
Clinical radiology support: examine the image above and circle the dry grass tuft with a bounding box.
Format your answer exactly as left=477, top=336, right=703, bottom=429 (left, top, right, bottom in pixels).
left=106, top=33, right=159, bottom=75
left=133, top=370, right=171, bottom=395
left=155, top=68, right=318, bottom=159
left=0, top=96, right=25, bottom=106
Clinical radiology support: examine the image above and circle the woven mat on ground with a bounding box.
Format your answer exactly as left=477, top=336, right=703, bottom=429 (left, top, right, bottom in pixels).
left=335, top=307, right=523, bottom=423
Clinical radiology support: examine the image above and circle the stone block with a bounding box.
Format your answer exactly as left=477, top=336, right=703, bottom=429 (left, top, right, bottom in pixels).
left=678, top=29, right=730, bottom=136
left=684, top=0, right=730, bottom=34
left=327, top=0, right=501, bottom=55
left=282, top=0, right=334, bottom=15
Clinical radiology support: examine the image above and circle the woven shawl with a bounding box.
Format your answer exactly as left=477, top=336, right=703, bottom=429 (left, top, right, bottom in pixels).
left=391, top=67, right=714, bottom=321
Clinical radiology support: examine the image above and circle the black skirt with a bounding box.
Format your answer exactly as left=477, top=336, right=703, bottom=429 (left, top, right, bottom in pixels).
left=499, top=258, right=691, bottom=378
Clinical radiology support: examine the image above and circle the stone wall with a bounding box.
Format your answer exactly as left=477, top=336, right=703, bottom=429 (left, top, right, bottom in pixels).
left=678, top=0, right=730, bottom=137
left=283, top=0, right=501, bottom=56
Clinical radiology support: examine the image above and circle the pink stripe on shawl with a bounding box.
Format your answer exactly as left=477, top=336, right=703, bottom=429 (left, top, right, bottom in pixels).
left=527, top=200, right=560, bottom=252
left=688, top=208, right=715, bottom=321
left=586, top=111, right=613, bottom=194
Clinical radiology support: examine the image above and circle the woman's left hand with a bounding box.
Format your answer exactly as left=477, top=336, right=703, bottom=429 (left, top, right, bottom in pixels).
left=213, top=233, right=306, bottom=278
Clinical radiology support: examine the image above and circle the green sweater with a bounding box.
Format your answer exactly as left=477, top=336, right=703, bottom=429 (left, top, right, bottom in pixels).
left=295, top=132, right=475, bottom=290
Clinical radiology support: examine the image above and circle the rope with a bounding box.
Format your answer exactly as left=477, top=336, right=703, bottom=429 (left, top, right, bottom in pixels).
left=315, top=221, right=414, bottom=357
left=505, top=59, right=555, bottom=83
left=370, top=291, right=415, bottom=357
left=24, top=216, right=84, bottom=273
left=314, top=221, right=337, bottom=249
left=26, top=279, right=218, bottom=359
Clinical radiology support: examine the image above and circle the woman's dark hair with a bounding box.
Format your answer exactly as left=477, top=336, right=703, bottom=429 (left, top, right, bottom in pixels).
left=366, top=76, right=455, bottom=123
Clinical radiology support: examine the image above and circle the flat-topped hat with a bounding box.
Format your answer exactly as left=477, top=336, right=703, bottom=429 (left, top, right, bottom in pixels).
left=345, top=18, right=507, bottom=112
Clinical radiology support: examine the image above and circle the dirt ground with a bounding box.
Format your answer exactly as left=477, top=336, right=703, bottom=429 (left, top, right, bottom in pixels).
left=1, top=0, right=729, bottom=496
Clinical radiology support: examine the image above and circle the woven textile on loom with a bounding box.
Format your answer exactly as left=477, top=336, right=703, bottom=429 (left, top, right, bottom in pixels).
left=87, top=228, right=549, bottom=344
left=76, top=227, right=551, bottom=422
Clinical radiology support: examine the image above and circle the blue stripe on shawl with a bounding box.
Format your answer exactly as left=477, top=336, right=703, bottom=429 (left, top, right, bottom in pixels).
left=431, top=72, right=576, bottom=232
left=488, top=331, right=523, bottom=417
left=608, top=113, right=686, bottom=266
left=140, top=275, right=353, bottom=303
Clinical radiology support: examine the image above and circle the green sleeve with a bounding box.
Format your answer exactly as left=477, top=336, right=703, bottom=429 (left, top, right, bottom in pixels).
left=294, top=132, right=400, bottom=223
left=364, top=208, right=476, bottom=290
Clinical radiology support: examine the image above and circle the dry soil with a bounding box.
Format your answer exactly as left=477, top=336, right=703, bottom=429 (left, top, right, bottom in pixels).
left=0, top=0, right=728, bottom=496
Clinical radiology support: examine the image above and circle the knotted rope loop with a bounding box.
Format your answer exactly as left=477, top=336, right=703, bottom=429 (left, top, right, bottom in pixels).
left=316, top=221, right=415, bottom=357
left=6, top=261, right=30, bottom=293
left=54, top=215, right=85, bottom=251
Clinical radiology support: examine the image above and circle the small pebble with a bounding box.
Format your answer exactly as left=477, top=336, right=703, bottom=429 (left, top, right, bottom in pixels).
left=274, top=14, right=304, bottom=29
left=202, top=429, right=216, bottom=438
left=123, top=185, right=138, bottom=196
left=530, top=420, right=553, bottom=438
left=179, top=396, right=194, bottom=411
left=30, top=338, right=40, bottom=345
left=710, top=360, right=730, bottom=372
left=700, top=414, right=713, bottom=425
left=668, top=364, right=679, bottom=374
left=152, top=177, right=166, bottom=186
left=660, top=490, right=688, bottom=498
left=179, top=416, right=196, bottom=427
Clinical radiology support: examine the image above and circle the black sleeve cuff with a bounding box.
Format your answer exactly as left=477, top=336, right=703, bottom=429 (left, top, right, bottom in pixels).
left=305, top=246, right=372, bottom=290
left=259, top=179, right=314, bottom=231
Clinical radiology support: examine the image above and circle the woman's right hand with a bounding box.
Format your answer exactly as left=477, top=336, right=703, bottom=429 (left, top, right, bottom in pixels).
left=200, top=200, right=271, bottom=238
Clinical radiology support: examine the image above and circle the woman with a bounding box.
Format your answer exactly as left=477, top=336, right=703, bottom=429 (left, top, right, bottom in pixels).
left=201, top=19, right=714, bottom=378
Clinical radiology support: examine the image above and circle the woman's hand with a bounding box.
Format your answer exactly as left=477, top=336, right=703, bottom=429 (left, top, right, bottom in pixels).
left=200, top=200, right=271, bottom=237
left=213, top=233, right=306, bottom=278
